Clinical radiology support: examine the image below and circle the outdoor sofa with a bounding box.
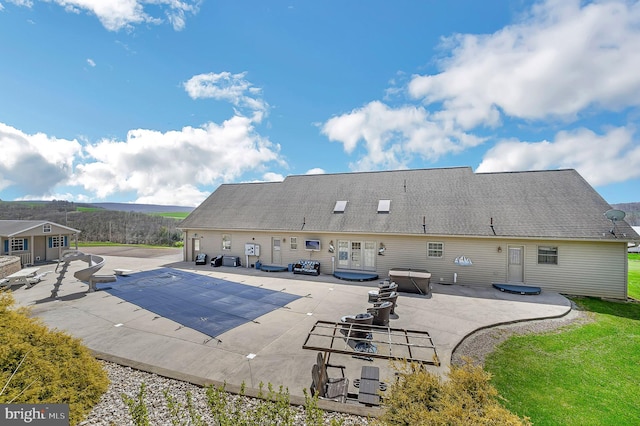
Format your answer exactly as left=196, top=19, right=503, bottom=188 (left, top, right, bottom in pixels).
left=293, top=260, right=320, bottom=276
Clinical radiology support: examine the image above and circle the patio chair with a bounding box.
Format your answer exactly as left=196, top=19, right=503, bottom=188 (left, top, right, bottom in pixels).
left=376, top=291, right=398, bottom=315
left=367, top=282, right=397, bottom=302
left=340, top=313, right=373, bottom=339
left=310, top=353, right=349, bottom=403
left=367, top=301, right=393, bottom=326
left=379, top=280, right=398, bottom=293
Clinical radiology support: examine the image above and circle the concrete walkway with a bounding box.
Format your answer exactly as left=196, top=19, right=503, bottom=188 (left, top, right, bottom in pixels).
left=9, top=248, right=571, bottom=409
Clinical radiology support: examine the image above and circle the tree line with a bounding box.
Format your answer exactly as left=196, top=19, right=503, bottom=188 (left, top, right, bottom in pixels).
left=0, top=200, right=183, bottom=246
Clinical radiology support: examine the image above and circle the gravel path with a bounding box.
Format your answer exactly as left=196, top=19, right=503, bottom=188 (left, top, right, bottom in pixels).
left=81, top=303, right=590, bottom=425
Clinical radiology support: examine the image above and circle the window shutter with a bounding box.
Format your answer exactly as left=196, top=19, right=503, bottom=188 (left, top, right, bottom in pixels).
left=24, top=239, right=28, bottom=250
left=3, top=240, right=7, bottom=252
left=49, top=237, right=53, bottom=248
left=64, top=236, right=68, bottom=246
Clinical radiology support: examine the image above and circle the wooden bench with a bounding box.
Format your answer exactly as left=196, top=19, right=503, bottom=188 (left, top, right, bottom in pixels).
left=310, top=352, right=349, bottom=403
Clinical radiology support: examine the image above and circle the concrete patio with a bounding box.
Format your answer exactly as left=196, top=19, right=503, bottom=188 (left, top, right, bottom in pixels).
left=8, top=247, right=571, bottom=414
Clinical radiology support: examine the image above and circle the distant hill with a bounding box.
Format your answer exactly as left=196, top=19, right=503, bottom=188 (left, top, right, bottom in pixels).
left=88, top=202, right=194, bottom=214
left=0, top=200, right=187, bottom=246
left=611, top=202, right=640, bottom=226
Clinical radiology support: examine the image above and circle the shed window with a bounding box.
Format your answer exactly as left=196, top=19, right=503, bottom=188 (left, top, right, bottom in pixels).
left=334, top=200, right=348, bottom=213
left=290, top=237, right=298, bottom=250
left=538, top=246, right=558, bottom=265
left=428, top=242, right=444, bottom=258
left=43, top=224, right=51, bottom=233
left=222, top=234, right=231, bottom=251
left=49, top=236, right=68, bottom=248
left=377, top=199, right=391, bottom=213
left=11, top=239, right=27, bottom=251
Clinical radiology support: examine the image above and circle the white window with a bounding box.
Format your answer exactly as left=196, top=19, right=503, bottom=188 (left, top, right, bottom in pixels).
left=43, top=224, right=51, bottom=233
left=50, top=236, right=63, bottom=247
left=428, top=242, right=444, bottom=258
left=222, top=234, right=231, bottom=251
left=11, top=239, right=25, bottom=251
left=538, top=246, right=558, bottom=265
left=290, top=237, right=298, bottom=250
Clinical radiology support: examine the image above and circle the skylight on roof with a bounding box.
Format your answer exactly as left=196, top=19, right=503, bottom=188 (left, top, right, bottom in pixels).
left=334, top=200, right=348, bottom=213
left=378, top=199, right=391, bottom=213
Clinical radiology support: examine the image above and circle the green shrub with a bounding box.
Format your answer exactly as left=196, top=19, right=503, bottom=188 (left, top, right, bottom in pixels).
left=0, top=292, right=109, bottom=425
left=377, top=359, right=530, bottom=425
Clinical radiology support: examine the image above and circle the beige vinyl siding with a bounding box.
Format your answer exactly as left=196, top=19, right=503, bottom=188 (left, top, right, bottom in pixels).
left=184, top=230, right=628, bottom=299
left=524, top=240, right=627, bottom=299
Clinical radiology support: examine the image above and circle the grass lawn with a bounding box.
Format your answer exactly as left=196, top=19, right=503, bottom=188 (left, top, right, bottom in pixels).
left=485, top=297, right=640, bottom=425
left=153, top=211, right=190, bottom=219
left=78, top=241, right=177, bottom=249
left=629, top=253, right=640, bottom=300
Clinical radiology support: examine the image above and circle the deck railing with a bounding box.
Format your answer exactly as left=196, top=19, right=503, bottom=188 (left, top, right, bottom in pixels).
left=19, top=253, right=32, bottom=266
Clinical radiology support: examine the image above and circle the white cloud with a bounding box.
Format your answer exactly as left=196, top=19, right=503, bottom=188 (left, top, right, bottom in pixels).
left=183, top=72, right=269, bottom=122
left=305, top=168, right=325, bottom=175
left=320, top=0, right=640, bottom=176
left=0, top=122, right=82, bottom=195
left=6, top=0, right=33, bottom=7
left=73, top=116, right=284, bottom=205
left=9, top=0, right=200, bottom=31
left=262, top=172, right=284, bottom=182
left=476, top=126, right=640, bottom=186
left=322, top=101, right=484, bottom=171
left=408, top=0, right=640, bottom=127
left=86, top=58, right=96, bottom=67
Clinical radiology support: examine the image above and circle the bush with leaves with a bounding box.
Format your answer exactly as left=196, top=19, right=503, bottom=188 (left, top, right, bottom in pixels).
left=0, top=291, right=109, bottom=425
left=377, top=359, right=531, bottom=425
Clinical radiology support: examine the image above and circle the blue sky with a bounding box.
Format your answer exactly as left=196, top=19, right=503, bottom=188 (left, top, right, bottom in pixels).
left=1, top=0, right=639, bottom=207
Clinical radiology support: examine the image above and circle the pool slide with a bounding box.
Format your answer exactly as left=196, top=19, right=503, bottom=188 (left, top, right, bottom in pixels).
left=57, top=250, right=116, bottom=292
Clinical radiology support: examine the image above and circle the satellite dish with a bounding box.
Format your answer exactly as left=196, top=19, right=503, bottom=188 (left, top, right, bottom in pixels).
left=604, top=209, right=626, bottom=238
left=604, top=209, right=626, bottom=221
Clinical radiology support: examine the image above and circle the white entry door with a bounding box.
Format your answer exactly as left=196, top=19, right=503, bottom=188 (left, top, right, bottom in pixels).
left=507, top=246, right=524, bottom=283
left=272, top=237, right=282, bottom=265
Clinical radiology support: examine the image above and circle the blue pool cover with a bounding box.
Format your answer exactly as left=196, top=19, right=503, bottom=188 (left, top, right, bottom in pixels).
left=97, top=268, right=300, bottom=338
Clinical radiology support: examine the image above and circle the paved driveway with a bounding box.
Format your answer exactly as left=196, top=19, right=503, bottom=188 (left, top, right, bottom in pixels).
left=10, top=246, right=571, bottom=406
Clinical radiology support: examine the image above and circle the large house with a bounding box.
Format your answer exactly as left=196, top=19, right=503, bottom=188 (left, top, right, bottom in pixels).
left=0, top=220, right=79, bottom=266
left=178, top=167, right=639, bottom=299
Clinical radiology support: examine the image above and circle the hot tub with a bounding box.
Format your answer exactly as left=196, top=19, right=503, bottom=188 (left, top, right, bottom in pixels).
left=388, top=268, right=431, bottom=295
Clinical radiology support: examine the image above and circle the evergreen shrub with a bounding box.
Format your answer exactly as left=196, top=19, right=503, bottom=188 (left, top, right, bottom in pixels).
left=0, top=292, right=109, bottom=425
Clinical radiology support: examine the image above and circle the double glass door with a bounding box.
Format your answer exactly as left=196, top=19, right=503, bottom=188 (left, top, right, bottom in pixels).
left=337, top=240, right=376, bottom=270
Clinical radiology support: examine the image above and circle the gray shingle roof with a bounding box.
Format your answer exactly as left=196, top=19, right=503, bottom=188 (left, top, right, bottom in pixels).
left=0, top=220, right=80, bottom=237
left=179, top=167, right=639, bottom=241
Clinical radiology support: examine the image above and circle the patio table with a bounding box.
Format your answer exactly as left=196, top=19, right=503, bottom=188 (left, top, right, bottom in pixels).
left=3, top=267, right=41, bottom=288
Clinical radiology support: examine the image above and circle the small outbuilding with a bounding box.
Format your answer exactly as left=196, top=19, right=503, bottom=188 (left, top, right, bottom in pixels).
left=0, top=220, right=80, bottom=266
left=178, top=167, right=639, bottom=299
